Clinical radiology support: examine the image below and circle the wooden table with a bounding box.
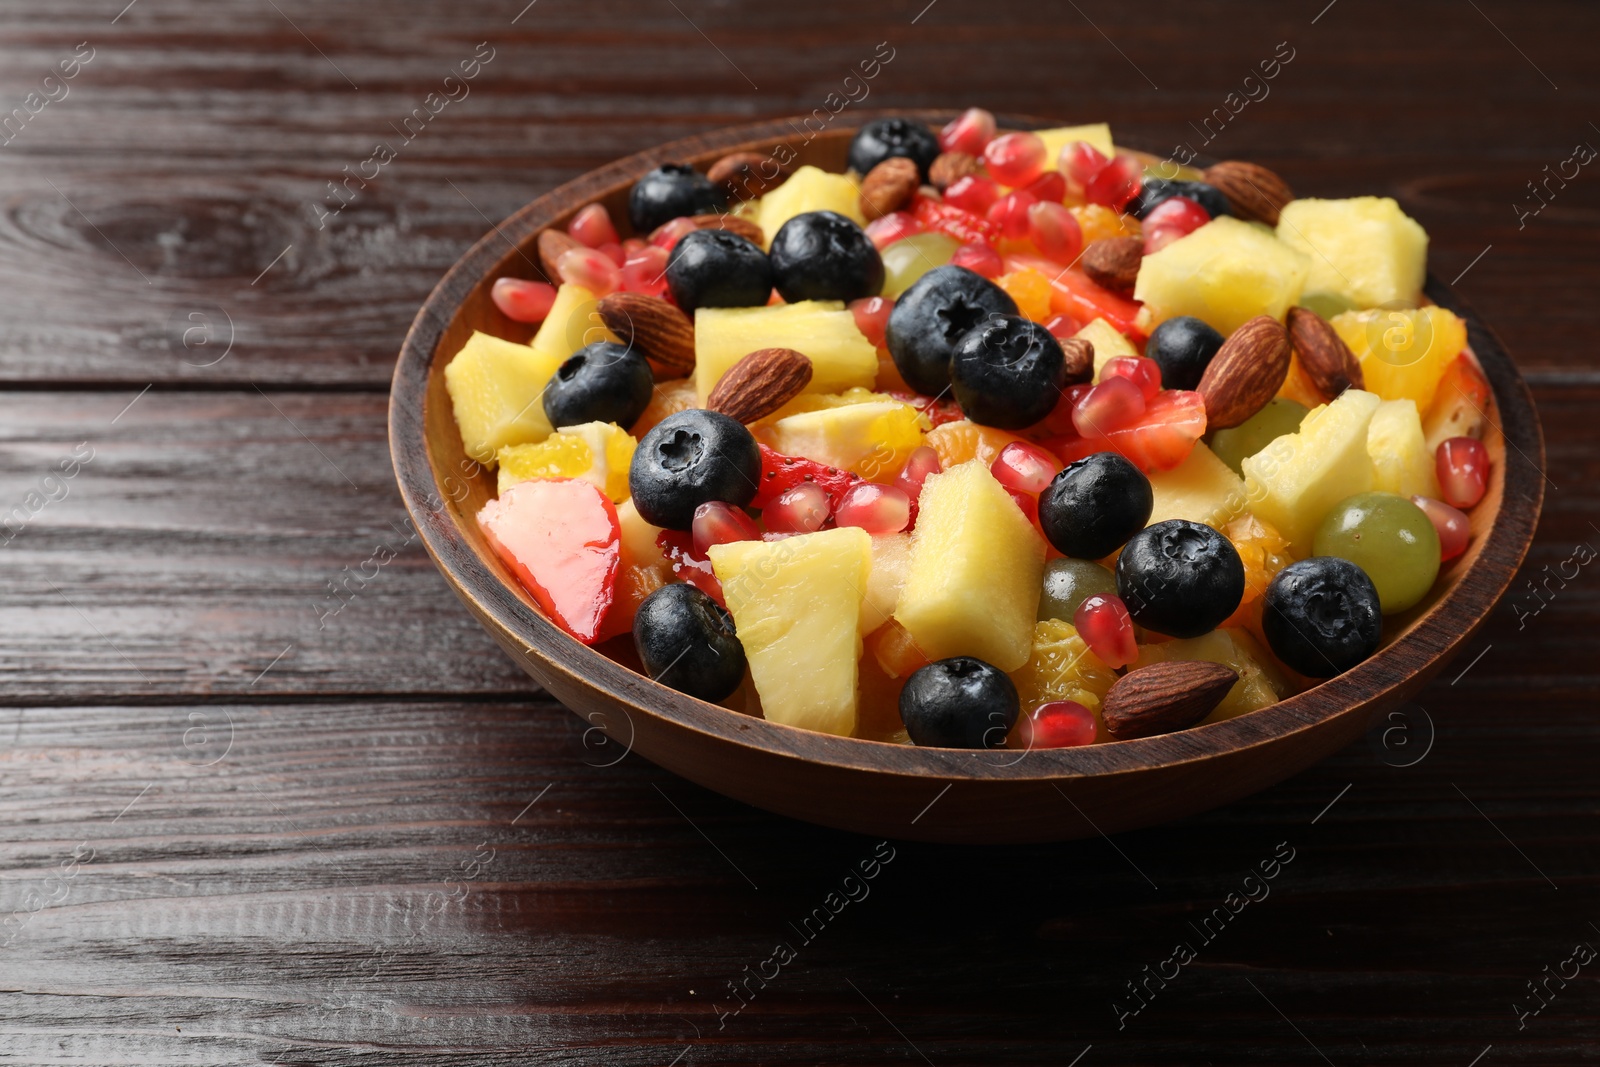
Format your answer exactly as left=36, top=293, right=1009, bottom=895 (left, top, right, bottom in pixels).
left=2, top=1, right=1595, bottom=1063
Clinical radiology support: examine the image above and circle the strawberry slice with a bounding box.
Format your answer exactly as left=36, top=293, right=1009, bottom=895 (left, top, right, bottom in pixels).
left=913, top=194, right=1001, bottom=246
left=750, top=445, right=865, bottom=510
left=478, top=478, right=620, bottom=644
left=1005, top=253, right=1145, bottom=339
left=1044, top=389, right=1207, bottom=473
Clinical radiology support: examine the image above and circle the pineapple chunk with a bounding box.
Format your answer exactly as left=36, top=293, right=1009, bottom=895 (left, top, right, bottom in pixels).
left=1077, top=317, right=1140, bottom=381
left=1134, top=216, right=1311, bottom=336
left=444, top=331, right=565, bottom=465
left=1330, top=306, right=1466, bottom=412
left=1036, top=123, right=1115, bottom=169
left=757, top=165, right=865, bottom=241
left=529, top=283, right=614, bottom=364
left=1367, top=400, right=1441, bottom=499
left=1146, top=441, right=1248, bottom=529
left=862, top=532, right=913, bottom=635
left=894, top=460, right=1045, bottom=671
left=771, top=400, right=925, bottom=479
left=694, top=301, right=878, bottom=403
left=1276, top=197, right=1428, bottom=310
left=1241, top=388, right=1383, bottom=556
left=709, top=527, right=872, bottom=737
left=1010, top=618, right=1116, bottom=715
left=496, top=421, right=636, bottom=501
left=1134, top=627, right=1285, bottom=723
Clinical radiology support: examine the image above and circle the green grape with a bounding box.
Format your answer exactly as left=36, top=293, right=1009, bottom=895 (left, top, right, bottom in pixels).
left=1037, top=557, right=1118, bottom=622
left=1312, top=492, right=1440, bottom=614
left=880, top=233, right=960, bottom=298
left=1209, top=398, right=1310, bottom=476
left=1296, top=293, right=1359, bottom=320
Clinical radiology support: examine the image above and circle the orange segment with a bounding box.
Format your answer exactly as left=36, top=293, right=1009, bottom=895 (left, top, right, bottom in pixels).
left=924, top=420, right=1026, bottom=469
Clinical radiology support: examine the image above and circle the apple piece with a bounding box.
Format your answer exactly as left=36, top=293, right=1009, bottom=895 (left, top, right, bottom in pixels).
left=478, top=478, right=620, bottom=644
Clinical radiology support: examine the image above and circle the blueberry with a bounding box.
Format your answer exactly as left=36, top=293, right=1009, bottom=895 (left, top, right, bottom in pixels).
left=1145, top=316, right=1226, bottom=391
left=629, top=163, right=726, bottom=234
left=1262, top=557, right=1383, bottom=677
left=1129, top=178, right=1231, bottom=221
left=542, top=342, right=654, bottom=431
left=633, top=583, right=747, bottom=702
left=768, top=211, right=884, bottom=304
left=666, top=229, right=773, bottom=313
left=1038, top=453, right=1154, bottom=559
left=950, top=314, right=1066, bottom=429
left=629, top=409, right=761, bottom=530
left=885, top=265, right=1019, bottom=395
left=1115, top=519, right=1245, bottom=638
left=899, top=657, right=1019, bottom=749
left=848, top=117, right=941, bottom=181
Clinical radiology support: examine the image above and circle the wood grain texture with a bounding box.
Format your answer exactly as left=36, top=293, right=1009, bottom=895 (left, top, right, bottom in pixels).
left=0, top=0, right=1597, bottom=1059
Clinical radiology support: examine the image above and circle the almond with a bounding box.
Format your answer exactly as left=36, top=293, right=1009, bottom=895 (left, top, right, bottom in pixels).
left=1196, top=315, right=1292, bottom=430
left=1102, top=661, right=1238, bottom=740
left=1061, top=337, right=1094, bottom=385
left=707, top=151, right=791, bottom=197
left=648, top=213, right=765, bottom=248
left=706, top=347, right=813, bottom=424
left=596, top=292, right=696, bottom=376
left=1286, top=306, right=1363, bottom=400
left=1203, top=160, right=1295, bottom=226
left=1081, top=237, right=1144, bottom=294
left=537, top=228, right=581, bottom=283
left=929, top=151, right=982, bottom=191
left=859, top=157, right=920, bottom=221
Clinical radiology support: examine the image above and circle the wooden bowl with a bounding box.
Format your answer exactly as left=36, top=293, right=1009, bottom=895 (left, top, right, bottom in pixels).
left=390, top=112, right=1543, bottom=843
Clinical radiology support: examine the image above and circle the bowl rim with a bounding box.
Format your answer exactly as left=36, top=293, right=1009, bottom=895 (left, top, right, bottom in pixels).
left=389, top=110, right=1545, bottom=783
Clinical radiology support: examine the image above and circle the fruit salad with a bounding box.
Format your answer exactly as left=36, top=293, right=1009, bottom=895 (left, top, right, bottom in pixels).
left=444, top=111, right=1496, bottom=750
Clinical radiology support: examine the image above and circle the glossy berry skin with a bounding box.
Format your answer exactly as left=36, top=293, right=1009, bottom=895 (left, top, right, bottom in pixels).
left=490, top=277, right=558, bottom=323
left=849, top=295, right=894, bottom=347
left=1313, top=492, right=1440, bottom=614
left=991, top=441, right=1061, bottom=496
left=1145, top=315, right=1226, bottom=391
left=542, top=342, right=654, bottom=432
left=1038, top=452, right=1153, bottom=560
left=1262, top=557, right=1383, bottom=677
left=1084, top=153, right=1143, bottom=211
left=894, top=445, right=942, bottom=500
left=1436, top=437, right=1489, bottom=509
left=1116, top=519, right=1245, bottom=638
left=764, top=482, right=831, bottom=534
left=1038, top=557, right=1118, bottom=622
left=1129, top=178, right=1231, bottom=221
left=983, top=131, right=1047, bottom=188
left=691, top=501, right=761, bottom=557
left=1060, top=141, right=1110, bottom=188
left=1027, top=201, right=1084, bottom=264
left=1073, top=593, right=1139, bottom=669
left=1101, top=356, right=1163, bottom=401
left=633, top=583, right=747, bottom=702
left=885, top=265, right=1019, bottom=395
left=939, top=107, right=997, bottom=155
left=629, top=163, right=726, bottom=234
left=630, top=410, right=762, bottom=530
left=944, top=175, right=1002, bottom=215
left=1072, top=376, right=1146, bottom=437
left=1412, top=495, right=1471, bottom=561
left=665, top=229, right=773, bottom=313
left=834, top=482, right=911, bottom=534
left=899, top=656, right=1019, bottom=749
left=768, top=211, right=884, bottom=304
left=849, top=117, right=942, bottom=181
left=1011, top=700, right=1097, bottom=749
left=950, top=314, right=1067, bottom=430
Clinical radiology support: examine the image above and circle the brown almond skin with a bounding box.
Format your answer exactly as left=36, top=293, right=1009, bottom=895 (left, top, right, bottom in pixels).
left=707, top=151, right=791, bottom=198
left=537, top=229, right=581, bottom=283
left=1060, top=338, right=1095, bottom=385
left=1286, top=306, right=1363, bottom=399
left=596, top=292, right=696, bottom=376
left=928, top=151, right=982, bottom=191
left=1102, top=661, right=1239, bottom=740
left=1204, top=160, right=1295, bottom=226
left=1081, top=237, right=1143, bottom=294
left=859, top=158, right=920, bottom=221
left=1196, top=316, right=1292, bottom=430
left=706, top=348, right=813, bottom=424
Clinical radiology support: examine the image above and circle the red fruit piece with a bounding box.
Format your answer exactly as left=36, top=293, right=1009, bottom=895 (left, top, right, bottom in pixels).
left=1060, top=140, right=1110, bottom=190
left=983, top=131, right=1047, bottom=188
left=692, top=501, right=761, bottom=557
left=1044, top=313, right=1084, bottom=341
left=656, top=529, right=723, bottom=604
left=764, top=483, right=831, bottom=534
left=835, top=482, right=911, bottom=535
left=894, top=445, right=942, bottom=500
left=991, top=440, right=1060, bottom=496
left=1011, top=700, right=1097, bottom=749
left=987, top=191, right=1038, bottom=240
left=939, top=107, right=997, bottom=156
left=1073, top=594, right=1137, bottom=669
left=490, top=277, right=558, bottom=324
left=850, top=295, right=895, bottom=347
left=950, top=241, right=1004, bottom=279
left=478, top=479, right=620, bottom=644
left=751, top=444, right=864, bottom=510
left=943, top=174, right=1002, bottom=215
left=1412, top=495, right=1471, bottom=561
left=866, top=211, right=924, bottom=249
left=568, top=203, right=621, bottom=248
left=1100, top=356, right=1163, bottom=400
left=1073, top=376, right=1146, bottom=437
left=1005, top=253, right=1146, bottom=338
left=1027, top=201, right=1084, bottom=265
left=556, top=247, right=621, bottom=296
left=650, top=217, right=699, bottom=249
left=620, top=245, right=670, bottom=297
left=1048, top=389, right=1207, bottom=473
left=1084, top=152, right=1143, bottom=211
left=1141, top=196, right=1209, bottom=253
left=913, top=195, right=1001, bottom=245
left=1022, top=170, right=1067, bottom=204
left=1436, top=436, right=1489, bottom=509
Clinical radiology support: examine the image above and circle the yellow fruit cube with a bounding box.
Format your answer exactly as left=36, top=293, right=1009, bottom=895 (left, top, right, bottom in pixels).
left=1134, top=216, right=1311, bottom=336
left=709, top=527, right=872, bottom=737
left=757, top=165, right=865, bottom=241
left=1276, top=197, right=1428, bottom=310
left=1242, top=388, right=1383, bottom=556
left=862, top=532, right=913, bottom=635
left=1134, top=628, right=1285, bottom=724
left=894, top=460, right=1046, bottom=671
left=496, top=421, right=636, bottom=501
left=1367, top=399, right=1441, bottom=499
left=1146, top=441, right=1248, bottom=529
left=1075, top=317, right=1141, bottom=381
left=694, top=301, right=878, bottom=403
left=1036, top=123, right=1115, bottom=169
left=443, top=331, right=565, bottom=465
left=771, top=400, right=925, bottom=480
left=529, top=283, right=614, bottom=364
left=1010, top=618, right=1116, bottom=714
left=1330, top=305, right=1467, bottom=412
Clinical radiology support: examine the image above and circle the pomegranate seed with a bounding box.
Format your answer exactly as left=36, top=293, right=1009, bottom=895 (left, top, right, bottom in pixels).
left=1042, top=382, right=1095, bottom=438
left=986, top=190, right=1038, bottom=240
left=1023, top=170, right=1068, bottom=204
left=490, top=277, right=558, bottom=324
left=835, top=482, right=912, bottom=535
left=991, top=441, right=1061, bottom=496
left=1100, top=356, right=1163, bottom=401
left=1084, top=153, right=1143, bottom=211
left=1027, top=200, right=1084, bottom=264
left=692, top=501, right=761, bottom=556
left=865, top=211, right=925, bottom=249
left=1072, top=376, right=1146, bottom=437
left=950, top=241, right=1004, bottom=279
left=1141, top=196, right=1210, bottom=253
left=763, top=482, right=830, bottom=534
left=1006, top=485, right=1039, bottom=523
left=622, top=237, right=648, bottom=256
left=983, top=131, right=1048, bottom=188
left=1060, top=140, right=1110, bottom=190
left=943, top=174, right=1002, bottom=215
left=1074, top=593, right=1138, bottom=669
left=893, top=446, right=942, bottom=500
left=1412, top=495, right=1471, bottom=561
left=556, top=246, right=621, bottom=296
left=939, top=107, right=997, bottom=156
left=598, top=241, right=626, bottom=267
left=1436, top=437, right=1489, bottom=509
left=649, top=217, right=699, bottom=249
left=1010, top=700, right=1097, bottom=749
left=568, top=203, right=621, bottom=248
left=850, top=295, right=895, bottom=347
left=620, top=245, right=670, bottom=296
left=1044, top=313, right=1083, bottom=341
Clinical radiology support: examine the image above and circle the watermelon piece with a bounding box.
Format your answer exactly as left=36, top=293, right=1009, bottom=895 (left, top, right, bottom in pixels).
left=750, top=445, right=865, bottom=510
left=478, top=478, right=620, bottom=644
